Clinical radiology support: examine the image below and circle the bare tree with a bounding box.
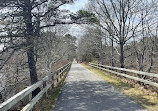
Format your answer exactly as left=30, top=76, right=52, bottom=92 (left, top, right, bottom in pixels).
left=88, top=0, right=158, bottom=68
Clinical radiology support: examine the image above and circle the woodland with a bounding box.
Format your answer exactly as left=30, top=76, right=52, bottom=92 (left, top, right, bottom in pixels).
left=0, top=0, right=158, bottom=106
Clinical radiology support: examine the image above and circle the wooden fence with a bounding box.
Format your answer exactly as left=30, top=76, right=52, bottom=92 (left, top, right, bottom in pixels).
left=89, top=63, right=158, bottom=88
left=0, top=62, right=71, bottom=111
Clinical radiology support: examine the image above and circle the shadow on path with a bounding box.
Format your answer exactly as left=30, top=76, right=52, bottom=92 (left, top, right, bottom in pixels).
left=54, top=63, right=146, bottom=111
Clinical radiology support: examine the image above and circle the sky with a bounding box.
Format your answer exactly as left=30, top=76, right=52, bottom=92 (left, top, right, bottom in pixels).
left=60, top=0, right=88, bottom=13
left=60, top=0, right=88, bottom=38
left=0, top=44, right=4, bottom=50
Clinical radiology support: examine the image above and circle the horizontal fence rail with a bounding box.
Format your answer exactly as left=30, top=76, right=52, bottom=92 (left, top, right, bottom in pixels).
left=89, top=62, right=158, bottom=88
left=0, top=62, right=71, bottom=111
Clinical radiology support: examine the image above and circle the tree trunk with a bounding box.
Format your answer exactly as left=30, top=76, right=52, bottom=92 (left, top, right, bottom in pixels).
left=100, top=40, right=104, bottom=65
left=27, top=47, right=41, bottom=97
left=27, top=48, right=38, bottom=84
left=120, top=42, right=124, bottom=68
left=23, top=0, right=40, bottom=97
left=111, top=36, right=114, bottom=67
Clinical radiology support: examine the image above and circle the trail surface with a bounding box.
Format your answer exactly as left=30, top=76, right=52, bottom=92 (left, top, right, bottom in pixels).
left=54, top=62, right=146, bottom=111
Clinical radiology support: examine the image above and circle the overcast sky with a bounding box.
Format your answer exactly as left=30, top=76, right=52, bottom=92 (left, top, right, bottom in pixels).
left=60, top=0, right=88, bottom=38
left=60, top=0, right=88, bottom=13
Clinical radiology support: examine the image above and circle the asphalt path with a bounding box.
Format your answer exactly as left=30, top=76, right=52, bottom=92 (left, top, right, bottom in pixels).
left=54, top=62, right=146, bottom=111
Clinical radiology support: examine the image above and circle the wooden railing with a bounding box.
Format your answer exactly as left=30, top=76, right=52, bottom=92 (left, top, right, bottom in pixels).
left=89, top=63, right=158, bottom=87
left=0, top=62, right=71, bottom=111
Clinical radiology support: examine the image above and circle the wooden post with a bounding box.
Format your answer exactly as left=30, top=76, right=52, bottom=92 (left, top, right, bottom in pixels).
left=43, top=81, right=48, bottom=98
left=56, top=71, right=59, bottom=83
left=60, top=69, right=62, bottom=78
left=51, top=75, right=54, bottom=88
left=60, top=72, right=62, bottom=79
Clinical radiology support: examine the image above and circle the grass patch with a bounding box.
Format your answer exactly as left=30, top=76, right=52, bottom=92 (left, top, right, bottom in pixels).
left=82, top=63, right=158, bottom=111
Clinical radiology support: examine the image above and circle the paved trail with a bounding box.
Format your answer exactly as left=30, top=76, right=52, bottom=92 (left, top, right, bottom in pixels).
left=54, top=62, right=146, bottom=111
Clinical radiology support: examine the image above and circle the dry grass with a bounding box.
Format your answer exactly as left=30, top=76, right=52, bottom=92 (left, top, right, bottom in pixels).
left=82, top=63, right=158, bottom=111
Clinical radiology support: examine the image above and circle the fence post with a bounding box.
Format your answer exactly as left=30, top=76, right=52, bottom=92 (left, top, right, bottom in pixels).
left=60, top=70, right=62, bottom=79
left=56, top=71, right=59, bottom=83
left=51, top=75, right=54, bottom=88
left=43, top=81, right=48, bottom=98
left=63, top=66, right=66, bottom=76
left=61, top=68, right=63, bottom=77
left=60, top=69, right=62, bottom=78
